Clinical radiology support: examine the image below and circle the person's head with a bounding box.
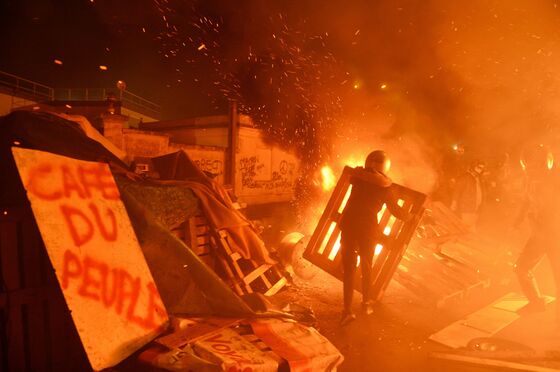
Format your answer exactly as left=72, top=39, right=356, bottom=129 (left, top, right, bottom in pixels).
left=520, top=144, right=554, bottom=178
left=470, top=160, right=485, bottom=175
left=365, top=150, right=391, bottom=174
left=453, top=143, right=465, bottom=156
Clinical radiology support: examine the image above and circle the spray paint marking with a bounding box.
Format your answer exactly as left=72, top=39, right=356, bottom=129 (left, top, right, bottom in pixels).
left=25, top=161, right=166, bottom=330
left=61, top=250, right=166, bottom=330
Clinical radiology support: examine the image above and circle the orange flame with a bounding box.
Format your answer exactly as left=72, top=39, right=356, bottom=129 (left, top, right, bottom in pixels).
left=320, top=165, right=336, bottom=191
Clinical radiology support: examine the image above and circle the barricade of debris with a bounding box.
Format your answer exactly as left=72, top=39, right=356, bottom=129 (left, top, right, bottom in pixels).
left=0, top=111, right=342, bottom=371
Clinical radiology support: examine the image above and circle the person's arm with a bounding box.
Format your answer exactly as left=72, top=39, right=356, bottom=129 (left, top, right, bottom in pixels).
left=385, top=187, right=411, bottom=221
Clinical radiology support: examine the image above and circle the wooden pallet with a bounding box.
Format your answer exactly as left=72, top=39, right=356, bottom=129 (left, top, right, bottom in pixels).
left=172, top=216, right=215, bottom=270
left=303, top=166, right=427, bottom=302
left=395, top=239, right=491, bottom=308
left=0, top=205, right=89, bottom=372
left=177, top=213, right=287, bottom=297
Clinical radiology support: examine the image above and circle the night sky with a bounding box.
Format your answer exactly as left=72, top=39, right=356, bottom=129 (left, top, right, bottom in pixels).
left=3, top=0, right=560, bottom=171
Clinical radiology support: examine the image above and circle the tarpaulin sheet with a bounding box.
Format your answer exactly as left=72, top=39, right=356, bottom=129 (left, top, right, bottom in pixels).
left=152, top=151, right=276, bottom=265
left=119, top=187, right=255, bottom=316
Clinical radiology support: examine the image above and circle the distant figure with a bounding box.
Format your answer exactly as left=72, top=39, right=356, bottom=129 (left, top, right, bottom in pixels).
left=438, top=143, right=467, bottom=205
left=450, top=160, right=486, bottom=229
left=338, top=150, right=409, bottom=325
left=513, top=145, right=560, bottom=319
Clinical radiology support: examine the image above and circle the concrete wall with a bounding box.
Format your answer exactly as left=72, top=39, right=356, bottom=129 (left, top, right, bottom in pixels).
left=121, top=107, right=159, bottom=125
left=235, top=127, right=299, bottom=205
left=0, top=92, right=37, bottom=116
left=122, top=129, right=170, bottom=158
left=108, top=113, right=300, bottom=205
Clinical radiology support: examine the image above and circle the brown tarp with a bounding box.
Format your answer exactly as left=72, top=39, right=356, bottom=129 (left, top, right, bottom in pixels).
left=152, top=151, right=276, bottom=265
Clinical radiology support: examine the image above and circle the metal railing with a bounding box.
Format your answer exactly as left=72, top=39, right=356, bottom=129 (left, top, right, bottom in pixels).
left=0, top=70, right=162, bottom=118
left=0, top=70, right=54, bottom=101
left=53, top=88, right=162, bottom=118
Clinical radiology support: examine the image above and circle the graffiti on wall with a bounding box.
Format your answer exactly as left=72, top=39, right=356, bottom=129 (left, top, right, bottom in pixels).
left=239, top=156, right=296, bottom=192
left=193, top=158, right=224, bottom=177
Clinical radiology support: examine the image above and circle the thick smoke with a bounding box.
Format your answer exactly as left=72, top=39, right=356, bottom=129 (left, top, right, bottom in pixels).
left=148, top=0, right=560, bottom=230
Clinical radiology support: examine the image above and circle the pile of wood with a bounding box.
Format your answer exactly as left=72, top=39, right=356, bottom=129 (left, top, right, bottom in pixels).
left=172, top=212, right=287, bottom=297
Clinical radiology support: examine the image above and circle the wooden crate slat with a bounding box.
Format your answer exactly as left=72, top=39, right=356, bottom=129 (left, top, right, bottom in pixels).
left=0, top=220, right=21, bottom=291
left=243, top=264, right=270, bottom=284
left=26, top=300, right=48, bottom=372
left=195, top=225, right=210, bottom=235
left=372, top=209, right=426, bottom=301
left=192, top=245, right=211, bottom=256
left=7, top=303, right=25, bottom=372
left=265, top=277, right=288, bottom=296
left=196, top=235, right=211, bottom=246
left=178, top=212, right=286, bottom=297
left=258, top=268, right=273, bottom=289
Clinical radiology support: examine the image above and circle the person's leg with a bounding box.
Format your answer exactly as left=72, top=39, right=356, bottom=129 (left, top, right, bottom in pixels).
left=460, top=212, right=477, bottom=231
left=358, top=237, right=375, bottom=315
left=514, top=234, right=546, bottom=312
left=341, top=231, right=358, bottom=315
left=358, top=238, right=374, bottom=304
left=546, top=246, right=560, bottom=322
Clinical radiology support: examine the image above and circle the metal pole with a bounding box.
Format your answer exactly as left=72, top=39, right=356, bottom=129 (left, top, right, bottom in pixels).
left=228, top=101, right=239, bottom=194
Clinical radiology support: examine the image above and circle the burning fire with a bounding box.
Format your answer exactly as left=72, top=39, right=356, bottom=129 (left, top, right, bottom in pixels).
left=320, top=165, right=336, bottom=191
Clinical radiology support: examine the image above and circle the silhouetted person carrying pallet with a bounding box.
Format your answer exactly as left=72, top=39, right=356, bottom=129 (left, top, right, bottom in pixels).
left=513, top=144, right=560, bottom=321
left=339, top=150, right=410, bottom=325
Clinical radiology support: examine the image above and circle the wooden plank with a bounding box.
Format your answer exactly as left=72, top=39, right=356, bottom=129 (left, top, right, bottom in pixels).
left=170, top=229, right=184, bottom=239
left=0, top=210, right=25, bottom=372
left=429, top=321, right=490, bottom=349
left=215, top=253, right=247, bottom=295
left=0, top=220, right=21, bottom=290
left=243, top=264, right=272, bottom=285
left=193, top=216, right=208, bottom=226
left=46, top=288, right=66, bottom=370
left=429, top=293, right=553, bottom=349
left=195, top=225, right=210, bottom=235
left=303, top=167, right=352, bottom=261
left=21, top=216, right=42, bottom=289
left=27, top=299, right=48, bottom=372
left=196, top=235, right=211, bottom=246
left=265, top=277, right=287, bottom=296
left=7, top=304, right=25, bottom=372
left=0, top=308, right=7, bottom=372
left=187, top=218, right=198, bottom=249
left=461, top=306, right=519, bottom=334
left=373, top=207, right=426, bottom=300
left=429, top=352, right=560, bottom=372
left=192, top=245, right=211, bottom=255
left=257, top=265, right=273, bottom=289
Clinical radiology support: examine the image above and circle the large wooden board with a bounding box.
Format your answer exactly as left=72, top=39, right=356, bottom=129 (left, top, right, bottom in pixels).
left=12, top=147, right=169, bottom=370
left=429, top=292, right=555, bottom=349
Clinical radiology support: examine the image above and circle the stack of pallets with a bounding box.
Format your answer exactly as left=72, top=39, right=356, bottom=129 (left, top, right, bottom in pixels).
left=173, top=212, right=287, bottom=297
